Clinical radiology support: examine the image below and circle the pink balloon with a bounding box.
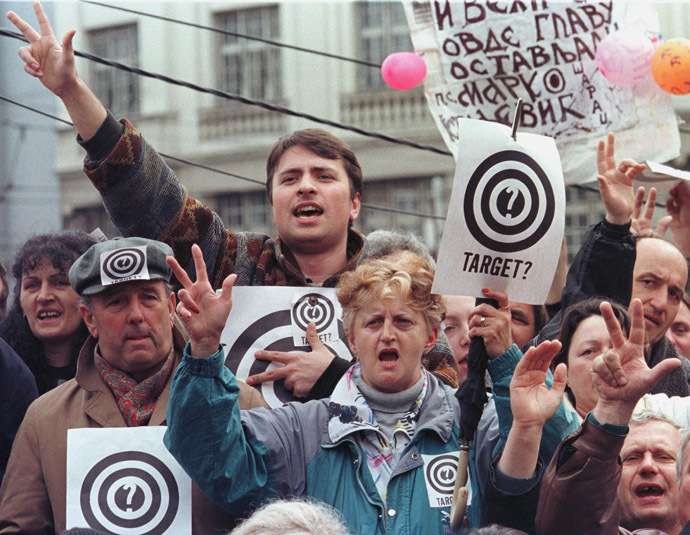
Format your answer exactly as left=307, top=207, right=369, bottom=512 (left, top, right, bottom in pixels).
left=596, top=30, right=654, bottom=87
left=381, top=52, right=427, bottom=91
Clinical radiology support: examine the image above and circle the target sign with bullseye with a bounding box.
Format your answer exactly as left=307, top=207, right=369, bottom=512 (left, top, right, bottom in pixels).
left=432, top=119, right=565, bottom=304
left=100, top=246, right=151, bottom=286
left=67, top=427, right=192, bottom=535
left=221, top=287, right=352, bottom=408
left=464, top=150, right=555, bottom=253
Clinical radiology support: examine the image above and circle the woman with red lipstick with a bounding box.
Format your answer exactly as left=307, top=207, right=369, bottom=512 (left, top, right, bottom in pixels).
left=165, top=248, right=576, bottom=533
left=0, top=231, right=96, bottom=394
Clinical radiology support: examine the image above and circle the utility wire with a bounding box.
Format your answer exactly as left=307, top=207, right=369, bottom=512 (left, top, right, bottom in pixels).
left=0, top=95, right=446, bottom=220
left=0, top=29, right=452, bottom=158
left=79, top=0, right=380, bottom=69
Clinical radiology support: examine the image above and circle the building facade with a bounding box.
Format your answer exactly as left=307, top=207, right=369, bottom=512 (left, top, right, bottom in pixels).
left=36, top=1, right=690, bottom=260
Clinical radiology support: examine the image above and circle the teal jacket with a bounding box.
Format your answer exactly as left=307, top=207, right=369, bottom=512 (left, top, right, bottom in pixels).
left=164, top=344, right=578, bottom=534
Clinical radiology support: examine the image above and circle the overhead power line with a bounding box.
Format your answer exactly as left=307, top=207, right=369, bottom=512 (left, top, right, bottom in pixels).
left=0, top=29, right=452, bottom=158
left=79, top=0, right=380, bottom=69
left=0, top=95, right=446, bottom=220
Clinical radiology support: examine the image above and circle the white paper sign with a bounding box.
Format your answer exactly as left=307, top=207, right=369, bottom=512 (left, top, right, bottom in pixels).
left=221, top=287, right=352, bottom=408
left=636, top=160, right=690, bottom=193
left=432, top=119, right=565, bottom=304
left=421, top=451, right=470, bottom=508
left=66, top=427, right=191, bottom=535
left=403, top=1, right=679, bottom=185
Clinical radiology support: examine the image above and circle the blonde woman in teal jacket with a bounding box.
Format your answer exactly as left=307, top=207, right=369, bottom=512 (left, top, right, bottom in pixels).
left=164, top=247, right=576, bottom=534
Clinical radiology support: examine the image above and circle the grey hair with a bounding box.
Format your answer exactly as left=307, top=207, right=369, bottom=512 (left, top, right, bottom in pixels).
left=677, top=428, right=690, bottom=482
left=366, top=229, right=435, bottom=268
left=629, top=408, right=681, bottom=428
left=80, top=281, right=174, bottom=310
left=229, top=498, right=351, bottom=535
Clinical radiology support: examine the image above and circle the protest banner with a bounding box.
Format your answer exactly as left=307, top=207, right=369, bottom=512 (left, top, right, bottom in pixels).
left=403, top=0, right=679, bottom=184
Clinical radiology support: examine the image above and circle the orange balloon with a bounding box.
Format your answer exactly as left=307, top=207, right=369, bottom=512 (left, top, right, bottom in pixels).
left=652, top=38, right=690, bottom=95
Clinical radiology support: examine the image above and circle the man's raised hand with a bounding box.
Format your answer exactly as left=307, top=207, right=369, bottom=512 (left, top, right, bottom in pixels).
left=166, top=244, right=237, bottom=358
left=596, top=132, right=646, bottom=226
left=7, top=1, right=79, bottom=97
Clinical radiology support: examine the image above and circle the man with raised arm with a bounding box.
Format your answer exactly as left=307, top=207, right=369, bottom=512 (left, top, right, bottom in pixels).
left=6, top=2, right=458, bottom=396
left=535, top=299, right=683, bottom=535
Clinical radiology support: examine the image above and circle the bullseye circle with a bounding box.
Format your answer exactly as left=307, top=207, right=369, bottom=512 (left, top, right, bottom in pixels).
left=291, top=293, right=335, bottom=333
left=464, top=150, right=555, bottom=253
left=80, top=451, right=178, bottom=535
left=102, top=248, right=146, bottom=279
left=426, top=454, right=458, bottom=494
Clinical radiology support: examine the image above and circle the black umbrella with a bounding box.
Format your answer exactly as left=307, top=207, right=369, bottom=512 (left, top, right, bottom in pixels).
left=450, top=297, right=497, bottom=528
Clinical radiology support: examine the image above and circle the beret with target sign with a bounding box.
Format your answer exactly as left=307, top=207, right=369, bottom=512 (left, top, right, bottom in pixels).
left=69, top=237, right=174, bottom=296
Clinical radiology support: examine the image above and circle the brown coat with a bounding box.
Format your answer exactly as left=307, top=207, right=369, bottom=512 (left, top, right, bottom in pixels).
left=0, top=328, right=267, bottom=535
left=536, top=418, right=671, bottom=535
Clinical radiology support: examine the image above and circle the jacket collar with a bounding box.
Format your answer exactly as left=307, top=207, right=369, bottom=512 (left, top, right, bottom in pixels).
left=74, top=325, right=186, bottom=427
left=323, top=364, right=456, bottom=446
left=274, top=228, right=366, bottom=287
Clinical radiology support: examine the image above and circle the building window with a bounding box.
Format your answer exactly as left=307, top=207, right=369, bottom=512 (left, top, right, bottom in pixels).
left=564, top=185, right=605, bottom=262
left=89, top=24, right=139, bottom=116
left=64, top=206, right=121, bottom=239
left=357, top=1, right=414, bottom=89
left=215, top=6, right=281, bottom=101
left=359, top=176, right=444, bottom=255
left=218, top=191, right=273, bottom=234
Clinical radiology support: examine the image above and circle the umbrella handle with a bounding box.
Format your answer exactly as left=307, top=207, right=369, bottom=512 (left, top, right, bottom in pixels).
left=449, top=446, right=471, bottom=529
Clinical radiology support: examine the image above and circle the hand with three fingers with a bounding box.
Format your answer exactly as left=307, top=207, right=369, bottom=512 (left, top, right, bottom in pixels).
left=166, top=244, right=237, bottom=358
left=590, top=299, right=681, bottom=425
left=630, top=186, right=671, bottom=238
left=7, top=1, right=80, bottom=97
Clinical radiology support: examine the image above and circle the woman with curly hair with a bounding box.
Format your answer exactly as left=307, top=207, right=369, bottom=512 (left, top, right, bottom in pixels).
left=0, top=231, right=96, bottom=394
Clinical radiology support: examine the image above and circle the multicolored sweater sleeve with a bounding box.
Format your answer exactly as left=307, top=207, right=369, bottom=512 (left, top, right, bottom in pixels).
left=79, top=115, right=285, bottom=288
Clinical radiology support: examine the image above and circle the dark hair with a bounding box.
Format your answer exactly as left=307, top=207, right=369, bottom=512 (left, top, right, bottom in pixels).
left=0, top=261, right=8, bottom=322
left=550, top=297, right=631, bottom=406
left=532, top=304, right=549, bottom=336
left=0, top=231, right=97, bottom=394
left=265, top=128, right=363, bottom=203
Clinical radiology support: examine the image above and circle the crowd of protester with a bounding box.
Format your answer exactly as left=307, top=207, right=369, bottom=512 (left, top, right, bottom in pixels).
left=4, top=2, right=690, bottom=535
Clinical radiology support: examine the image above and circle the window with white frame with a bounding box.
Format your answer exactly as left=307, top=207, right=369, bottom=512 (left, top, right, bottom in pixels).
left=215, top=6, right=282, bottom=101
left=89, top=24, right=139, bottom=116
left=357, top=2, right=414, bottom=89
left=218, top=191, right=274, bottom=235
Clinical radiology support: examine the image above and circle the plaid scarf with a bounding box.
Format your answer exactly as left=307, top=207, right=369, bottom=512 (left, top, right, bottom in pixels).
left=95, top=346, right=175, bottom=427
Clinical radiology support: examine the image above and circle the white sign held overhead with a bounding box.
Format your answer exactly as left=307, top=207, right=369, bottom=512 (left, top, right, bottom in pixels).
left=66, top=427, right=192, bottom=535
left=221, top=287, right=352, bottom=408
left=402, top=1, right=679, bottom=185
left=432, top=119, right=565, bottom=304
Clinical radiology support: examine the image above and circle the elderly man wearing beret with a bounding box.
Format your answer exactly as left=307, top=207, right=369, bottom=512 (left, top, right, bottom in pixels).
left=0, top=237, right=266, bottom=535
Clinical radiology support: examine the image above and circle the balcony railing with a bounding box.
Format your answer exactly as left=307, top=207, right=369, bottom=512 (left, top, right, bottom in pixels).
left=199, top=102, right=287, bottom=140
left=340, top=88, right=435, bottom=131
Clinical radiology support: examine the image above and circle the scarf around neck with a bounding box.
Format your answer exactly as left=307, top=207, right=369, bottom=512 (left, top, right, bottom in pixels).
left=327, top=363, right=428, bottom=502
left=95, top=345, right=175, bottom=427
